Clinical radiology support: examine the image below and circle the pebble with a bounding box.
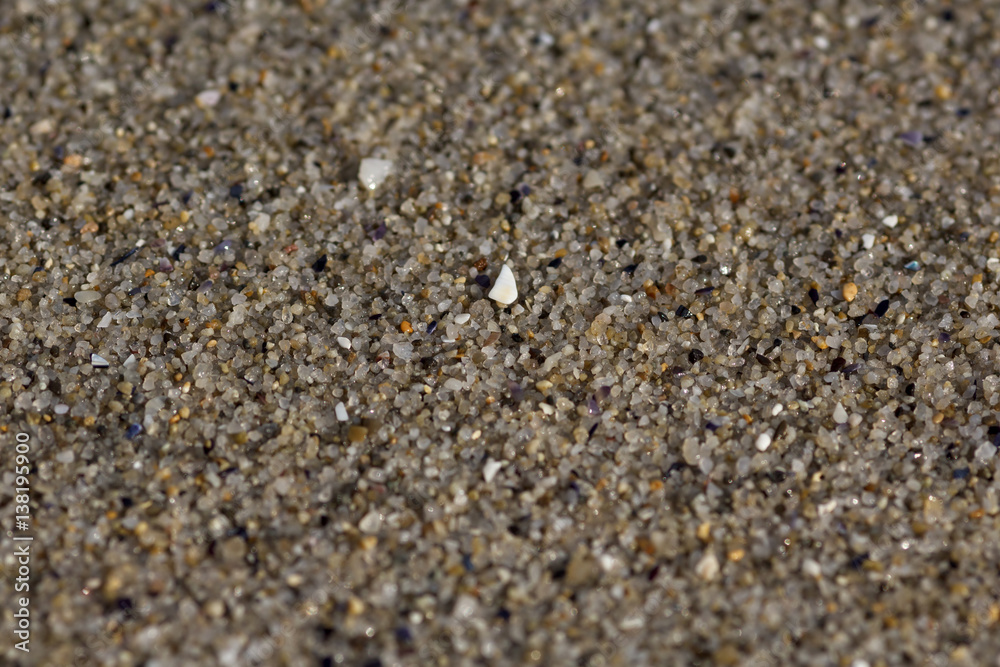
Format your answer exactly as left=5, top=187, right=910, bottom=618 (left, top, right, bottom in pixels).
left=454, top=313, right=471, bottom=324
left=842, top=282, right=858, bottom=302
left=833, top=403, right=848, bottom=424
left=29, top=118, right=54, bottom=135
left=195, top=89, right=222, bottom=108
left=583, top=170, right=604, bottom=189
left=882, top=214, right=898, bottom=228
left=483, top=459, right=503, bottom=483
left=695, top=551, right=720, bottom=581
left=97, top=312, right=113, bottom=328
left=358, top=510, right=383, bottom=534
left=488, top=264, right=518, bottom=305
left=91, top=353, right=109, bottom=368
left=204, top=600, right=225, bottom=618
left=862, top=233, right=875, bottom=250
left=359, top=158, right=393, bottom=190
left=75, top=290, right=102, bottom=303
left=755, top=432, right=772, bottom=452
left=337, top=336, right=351, bottom=349
left=335, top=402, right=348, bottom=422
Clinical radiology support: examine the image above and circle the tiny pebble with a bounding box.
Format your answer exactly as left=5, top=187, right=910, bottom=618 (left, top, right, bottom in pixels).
left=75, top=290, right=101, bottom=303
left=97, top=312, right=113, bottom=328
left=882, top=214, right=898, bottom=228
left=483, top=459, right=503, bottom=483
left=862, top=233, right=875, bottom=250
left=695, top=551, right=720, bottom=581
left=583, top=170, right=604, bottom=189
left=29, top=118, right=53, bottom=135
left=489, top=264, right=518, bottom=305
left=833, top=403, right=848, bottom=424
left=337, top=336, right=351, bottom=349
left=755, top=433, right=772, bottom=452
left=54, top=404, right=69, bottom=415
left=196, top=89, right=221, bottom=107
left=455, top=313, right=471, bottom=324
left=358, top=511, right=383, bottom=534
left=359, top=158, right=393, bottom=190
left=771, top=404, right=783, bottom=416
left=91, top=353, right=109, bottom=368
left=335, top=402, right=348, bottom=422
left=842, top=282, right=858, bottom=302
left=204, top=600, right=225, bottom=618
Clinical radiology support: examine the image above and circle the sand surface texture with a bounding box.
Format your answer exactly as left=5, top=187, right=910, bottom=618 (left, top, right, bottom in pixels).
left=2, top=1, right=1000, bottom=665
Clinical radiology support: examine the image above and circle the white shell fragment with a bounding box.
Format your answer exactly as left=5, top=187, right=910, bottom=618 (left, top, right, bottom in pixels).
left=195, top=89, right=221, bottom=108
left=583, top=169, right=604, bottom=189
left=335, top=402, right=348, bottom=422
left=359, top=158, right=393, bottom=190
left=91, top=353, right=109, bottom=368
left=755, top=432, right=772, bottom=452
left=483, top=459, right=503, bottom=483
left=882, top=214, right=898, bottom=228
left=75, top=290, right=101, bottom=303
left=695, top=551, right=720, bottom=581
left=488, top=264, right=518, bottom=305
left=454, top=313, right=471, bottom=324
